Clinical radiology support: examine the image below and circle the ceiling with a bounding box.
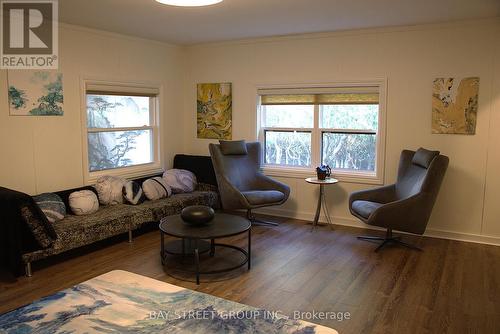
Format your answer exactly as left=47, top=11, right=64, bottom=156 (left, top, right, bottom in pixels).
left=59, top=0, right=500, bottom=45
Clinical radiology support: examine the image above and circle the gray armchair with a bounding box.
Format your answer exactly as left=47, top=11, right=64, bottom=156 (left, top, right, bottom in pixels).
left=209, top=141, right=290, bottom=226
left=349, top=148, right=449, bottom=251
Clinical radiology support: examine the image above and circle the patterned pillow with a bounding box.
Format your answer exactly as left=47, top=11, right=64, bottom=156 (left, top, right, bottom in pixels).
left=32, top=193, right=66, bottom=223
left=94, top=176, right=126, bottom=205
left=163, top=169, right=197, bottom=194
left=123, top=181, right=146, bottom=205
left=142, top=177, right=172, bottom=201
left=69, top=190, right=99, bottom=215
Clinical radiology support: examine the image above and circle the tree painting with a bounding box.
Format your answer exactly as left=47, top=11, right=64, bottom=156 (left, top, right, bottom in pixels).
left=8, top=86, right=28, bottom=110
left=30, top=74, right=64, bottom=115
left=7, top=71, right=64, bottom=116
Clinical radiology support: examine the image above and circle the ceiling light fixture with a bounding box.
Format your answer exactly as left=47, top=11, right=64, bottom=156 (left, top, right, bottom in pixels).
left=155, top=0, right=223, bottom=6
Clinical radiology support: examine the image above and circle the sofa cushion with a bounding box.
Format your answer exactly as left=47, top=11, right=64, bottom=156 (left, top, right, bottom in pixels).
left=143, top=177, right=172, bottom=200
left=163, top=169, right=197, bottom=194
left=52, top=205, right=141, bottom=249
left=95, top=176, right=126, bottom=205
left=122, top=181, right=146, bottom=205
left=69, top=190, right=99, bottom=216
left=33, top=193, right=66, bottom=223
left=136, top=191, right=219, bottom=224
left=54, top=186, right=100, bottom=215
left=173, top=155, right=217, bottom=186
left=352, top=200, right=383, bottom=219
left=242, top=190, right=284, bottom=206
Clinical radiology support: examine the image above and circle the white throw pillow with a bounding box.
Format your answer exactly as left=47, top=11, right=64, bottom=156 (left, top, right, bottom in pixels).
left=143, top=177, right=172, bottom=201
left=163, top=169, right=197, bottom=194
left=95, top=175, right=126, bottom=205
left=69, top=190, right=99, bottom=216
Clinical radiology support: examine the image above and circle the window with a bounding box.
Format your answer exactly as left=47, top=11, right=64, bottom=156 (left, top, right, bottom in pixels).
left=258, top=82, right=385, bottom=183
left=82, top=81, right=162, bottom=183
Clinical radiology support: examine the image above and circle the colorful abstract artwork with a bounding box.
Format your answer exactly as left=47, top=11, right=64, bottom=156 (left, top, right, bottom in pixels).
left=197, top=82, right=232, bottom=139
left=0, top=270, right=338, bottom=333
left=432, top=77, right=479, bottom=134
left=8, top=70, right=64, bottom=116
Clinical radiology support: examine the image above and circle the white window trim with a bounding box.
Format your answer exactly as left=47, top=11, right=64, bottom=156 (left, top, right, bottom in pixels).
left=256, top=80, right=387, bottom=185
left=80, top=78, right=164, bottom=185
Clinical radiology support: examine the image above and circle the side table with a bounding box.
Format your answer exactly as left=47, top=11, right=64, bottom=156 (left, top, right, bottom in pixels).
left=305, top=177, right=339, bottom=230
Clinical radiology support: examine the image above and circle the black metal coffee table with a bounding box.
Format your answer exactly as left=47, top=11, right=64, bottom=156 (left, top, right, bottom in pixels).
left=159, top=213, right=251, bottom=284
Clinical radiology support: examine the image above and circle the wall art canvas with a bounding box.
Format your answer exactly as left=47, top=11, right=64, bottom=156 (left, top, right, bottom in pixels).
left=8, top=71, right=64, bottom=116
left=197, top=82, right=232, bottom=139
left=432, top=77, right=479, bottom=134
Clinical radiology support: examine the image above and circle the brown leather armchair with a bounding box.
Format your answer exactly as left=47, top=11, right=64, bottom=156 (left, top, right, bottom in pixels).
left=349, top=148, right=449, bottom=251
left=209, top=141, right=290, bottom=226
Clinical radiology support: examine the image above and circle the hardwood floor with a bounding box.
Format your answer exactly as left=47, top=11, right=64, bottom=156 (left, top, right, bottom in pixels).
left=1, top=217, right=499, bottom=334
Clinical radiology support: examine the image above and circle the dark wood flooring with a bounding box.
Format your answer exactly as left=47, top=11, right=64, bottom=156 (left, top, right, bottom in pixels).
left=1, top=217, right=499, bottom=334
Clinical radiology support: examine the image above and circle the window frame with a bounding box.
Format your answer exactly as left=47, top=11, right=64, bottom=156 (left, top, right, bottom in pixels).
left=257, top=80, right=386, bottom=185
left=81, top=79, right=163, bottom=184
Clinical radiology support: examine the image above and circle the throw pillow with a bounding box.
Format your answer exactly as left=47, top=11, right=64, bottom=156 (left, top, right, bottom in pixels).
left=163, top=169, right=197, bottom=193
left=69, top=190, right=99, bottom=216
left=219, top=140, right=248, bottom=155
left=123, top=181, right=146, bottom=205
left=94, top=175, right=126, bottom=205
left=32, top=193, right=66, bottom=223
left=142, top=177, right=172, bottom=200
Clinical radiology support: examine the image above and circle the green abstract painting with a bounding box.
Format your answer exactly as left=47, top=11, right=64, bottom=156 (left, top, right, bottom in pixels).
left=197, top=82, right=232, bottom=139
left=8, top=70, right=64, bottom=116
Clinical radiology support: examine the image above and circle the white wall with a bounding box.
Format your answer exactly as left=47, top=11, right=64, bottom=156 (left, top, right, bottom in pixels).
left=182, top=19, right=500, bottom=244
left=0, top=24, right=185, bottom=195
left=1, top=19, right=498, bottom=245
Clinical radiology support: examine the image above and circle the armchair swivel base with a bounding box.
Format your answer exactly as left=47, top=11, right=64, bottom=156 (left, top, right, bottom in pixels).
left=357, top=228, right=422, bottom=252
left=247, top=209, right=279, bottom=226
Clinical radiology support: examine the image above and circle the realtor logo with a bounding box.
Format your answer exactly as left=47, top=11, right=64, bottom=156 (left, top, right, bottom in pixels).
left=1, top=0, right=58, bottom=69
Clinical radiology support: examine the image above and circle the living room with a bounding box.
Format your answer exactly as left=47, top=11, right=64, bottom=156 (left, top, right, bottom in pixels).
left=0, top=0, right=499, bottom=333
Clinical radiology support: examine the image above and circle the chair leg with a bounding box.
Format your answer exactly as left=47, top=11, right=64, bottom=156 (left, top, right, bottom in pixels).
left=247, top=209, right=279, bottom=226
left=128, top=229, right=133, bottom=243
left=374, top=239, right=391, bottom=252
left=25, top=262, right=32, bottom=277
left=394, top=239, right=423, bottom=251
left=357, top=228, right=422, bottom=252
left=357, top=236, right=386, bottom=241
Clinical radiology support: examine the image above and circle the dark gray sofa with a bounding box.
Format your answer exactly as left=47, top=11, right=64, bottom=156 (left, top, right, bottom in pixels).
left=1, top=155, right=219, bottom=277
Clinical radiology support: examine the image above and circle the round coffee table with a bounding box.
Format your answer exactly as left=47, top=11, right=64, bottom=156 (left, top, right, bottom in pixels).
left=159, top=213, right=251, bottom=284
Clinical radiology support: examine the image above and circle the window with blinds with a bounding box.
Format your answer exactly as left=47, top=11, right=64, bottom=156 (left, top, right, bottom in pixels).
left=82, top=81, right=161, bottom=182
left=258, top=85, right=382, bottom=176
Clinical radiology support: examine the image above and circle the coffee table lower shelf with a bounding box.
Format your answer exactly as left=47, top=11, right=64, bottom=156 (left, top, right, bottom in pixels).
left=160, top=232, right=251, bottom=285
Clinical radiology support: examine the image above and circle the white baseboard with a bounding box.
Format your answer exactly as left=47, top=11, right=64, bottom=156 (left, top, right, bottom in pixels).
left=255, top=207, right=500, bottom=247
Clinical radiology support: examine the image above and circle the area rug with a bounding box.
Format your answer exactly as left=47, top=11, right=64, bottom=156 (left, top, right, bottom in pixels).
left=0, top=270, right=337, bottom=333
